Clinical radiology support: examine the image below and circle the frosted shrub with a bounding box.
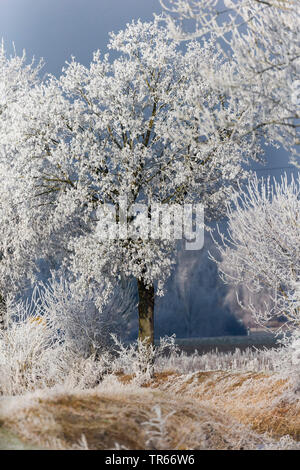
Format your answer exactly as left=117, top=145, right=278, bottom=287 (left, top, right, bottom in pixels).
left=111, top=334, right=179, bottom=383
left=61, top=352, right=112, bottom=391
left=38, top=277, right=135, bottom=358
left=111, top=335, right=156, bottom=383
left=0, top=298, right=67, bottom=395
left=0, top=278, right=129, bottom=395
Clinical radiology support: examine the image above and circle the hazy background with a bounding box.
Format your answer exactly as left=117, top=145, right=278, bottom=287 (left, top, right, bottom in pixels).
left=1, top=0, right=297, bottom=337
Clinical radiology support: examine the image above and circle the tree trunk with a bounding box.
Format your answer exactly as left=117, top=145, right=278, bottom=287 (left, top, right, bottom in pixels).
left=0, top=293, right=6, bottom=331
left=137, top=279, right=154, bottom=347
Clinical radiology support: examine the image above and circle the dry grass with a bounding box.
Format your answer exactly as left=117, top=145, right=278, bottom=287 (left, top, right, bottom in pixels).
left=153, top=371, right=300, bottom=440
left=0, top=375, right=277, bottom=450
left=1, top=370, right=299, bottom=450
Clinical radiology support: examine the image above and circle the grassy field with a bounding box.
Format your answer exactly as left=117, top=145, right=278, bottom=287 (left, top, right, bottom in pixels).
left=0, top=368, right=299, bottom=450
left=1, top=332, right=298, bottom=450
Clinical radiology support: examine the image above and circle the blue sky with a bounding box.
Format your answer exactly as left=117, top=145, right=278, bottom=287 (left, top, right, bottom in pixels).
left=0, top=0, right=161, bottom=76
left=0, top=0, right=296, bottom=178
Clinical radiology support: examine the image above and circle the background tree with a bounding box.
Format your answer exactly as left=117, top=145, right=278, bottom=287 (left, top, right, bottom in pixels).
left=212, top=173, right=300, bottom=330
left=2, top=17, right=262, bottom=346
left=161, top=0, right=300, bottom=160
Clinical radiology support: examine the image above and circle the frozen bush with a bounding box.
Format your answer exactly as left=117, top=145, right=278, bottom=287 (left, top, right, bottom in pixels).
left=26, top=274, right=136, bottom=358
left=110, top=334, right=179, bottom=383
left=39, top=278, right=116, bottom=358
left=0, top=276, right=134, bottom=394
left=0, top=297, right=67, bottom=395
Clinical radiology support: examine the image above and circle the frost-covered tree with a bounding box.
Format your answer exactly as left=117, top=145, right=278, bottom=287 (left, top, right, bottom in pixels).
left=0, top=43, right=43, bottom=329
left=1, top=18, right=265, bottom=346
left=213, top=173, right=300, bottom=330
left=161, top=0, right=300, bottom=160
